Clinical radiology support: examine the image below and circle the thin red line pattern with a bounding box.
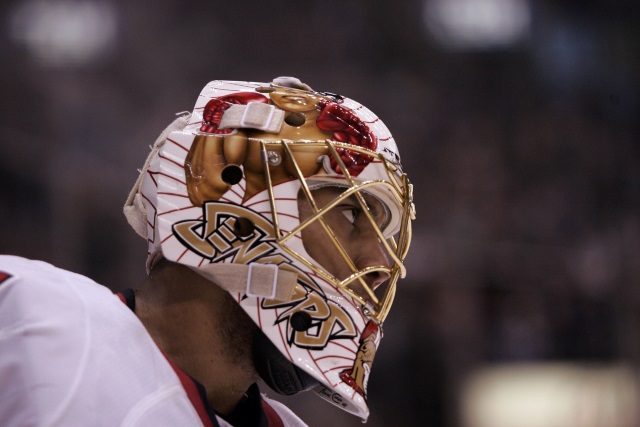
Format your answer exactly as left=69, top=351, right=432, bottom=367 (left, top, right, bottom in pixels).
left=240, top=281, right=368, bottom=393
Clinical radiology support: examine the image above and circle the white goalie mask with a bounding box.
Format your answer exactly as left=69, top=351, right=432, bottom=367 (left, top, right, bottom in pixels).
left=124, top=77, right=415, bottom=421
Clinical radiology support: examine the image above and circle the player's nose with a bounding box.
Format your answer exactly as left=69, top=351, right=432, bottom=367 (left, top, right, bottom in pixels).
left=355, top=230, right=391, bottom=289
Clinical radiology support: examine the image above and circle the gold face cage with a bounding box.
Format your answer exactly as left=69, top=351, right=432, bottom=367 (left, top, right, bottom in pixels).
left=259, top=138, right=415, bottom=323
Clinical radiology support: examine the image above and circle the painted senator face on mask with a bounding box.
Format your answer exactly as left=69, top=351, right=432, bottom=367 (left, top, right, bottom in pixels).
left=297, top=186, right=392, bottom=307
left=258, top=85, right=325, bottom=113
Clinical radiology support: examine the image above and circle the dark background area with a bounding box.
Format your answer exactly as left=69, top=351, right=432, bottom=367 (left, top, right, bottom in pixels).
left=1, top=1, right=638, bottom=426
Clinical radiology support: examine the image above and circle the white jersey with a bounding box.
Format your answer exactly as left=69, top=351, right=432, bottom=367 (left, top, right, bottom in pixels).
left=0, top=255, right=307, bottom=427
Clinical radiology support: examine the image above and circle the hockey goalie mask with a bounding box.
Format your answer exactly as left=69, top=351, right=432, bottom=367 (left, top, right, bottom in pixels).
left=124, top=78, right=415, bottom=421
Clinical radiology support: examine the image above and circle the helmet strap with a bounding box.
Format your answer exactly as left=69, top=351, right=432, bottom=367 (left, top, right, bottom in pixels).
left=252, top=329, right=319, bottom=395
left=195, top=263, right=298, bottom=302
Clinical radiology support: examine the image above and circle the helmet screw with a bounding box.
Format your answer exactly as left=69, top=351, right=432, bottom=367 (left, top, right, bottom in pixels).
left=267, top=151, right=282, bottom=166
left=290, top=311, right=313, bottom=332
left=221, top=164, right=243, bottom=185
left=233, top=217, right=255, bottom=238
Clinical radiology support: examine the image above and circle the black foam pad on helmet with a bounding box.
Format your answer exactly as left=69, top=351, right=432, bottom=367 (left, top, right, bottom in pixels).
left=252, top=329, right=319, bottom=395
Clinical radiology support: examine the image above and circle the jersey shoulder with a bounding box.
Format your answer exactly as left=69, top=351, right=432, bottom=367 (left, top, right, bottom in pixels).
left=0, top=255, right=119, bottom=329
left=0, top=254, right=101, bottom=295
left=0, top=256, right=202, bottom=426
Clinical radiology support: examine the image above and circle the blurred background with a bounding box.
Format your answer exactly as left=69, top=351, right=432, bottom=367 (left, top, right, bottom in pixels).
left=1, top=0, right=639, bottom=426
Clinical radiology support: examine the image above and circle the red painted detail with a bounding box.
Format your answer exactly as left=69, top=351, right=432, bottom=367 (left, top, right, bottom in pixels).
left=316, top=99, right=377, bottom=176
left=261, top=400, right=284, bottom=427
left=200, top=93, right=269, bottom=134
left=0, top=272, right=11, bottom=285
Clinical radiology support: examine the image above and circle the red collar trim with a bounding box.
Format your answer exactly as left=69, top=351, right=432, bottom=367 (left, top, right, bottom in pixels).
left=162, top=353, right=216, bottom=427
left=261, top=400, right=284, bottom=427
left=116, top=292, right=126, bottom=304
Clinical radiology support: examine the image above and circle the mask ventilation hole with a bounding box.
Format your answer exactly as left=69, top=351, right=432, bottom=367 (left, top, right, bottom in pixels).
left=221, top=164, right=243, bottom=185
left=290, top=311, right=313, bottom=331
left=233, top=217, right=255, bottom=238
left=284, top=112, right=305, bottom=127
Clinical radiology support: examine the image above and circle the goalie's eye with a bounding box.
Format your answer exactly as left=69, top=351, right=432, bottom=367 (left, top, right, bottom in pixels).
left=341, top=207, right=359, bottom=224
